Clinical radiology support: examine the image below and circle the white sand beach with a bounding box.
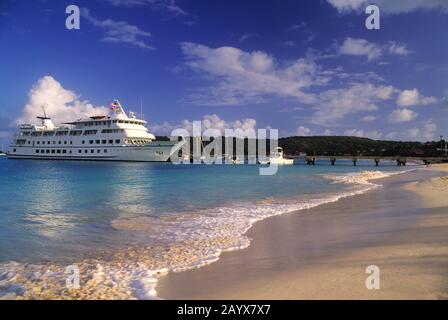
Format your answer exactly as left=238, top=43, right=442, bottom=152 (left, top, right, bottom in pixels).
left=157, top=164, right=448, bottom=299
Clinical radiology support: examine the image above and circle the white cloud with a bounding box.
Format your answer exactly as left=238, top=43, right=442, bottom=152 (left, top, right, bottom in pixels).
left=16, top=76, right=109, bottom=125
left=408, top=121, right=437, bottom=141
left=104, top=0, right=187, bottom=15
left=239, top=33, right=257, bottom=43
left=338, top=38, right=382, bottom=61
left=151, top=114, right=257, bottom=135
left=286, top=23, right=317, bottom=43
left=81, top=8, right=153, bottom=50
left=327, top=0, right=364, bottom=12
left=388, top=108, right=418, bottom=123
left=338, top=38, right=412, bottom=61
left=295, top=126, right=312, bottom=136
left=397, top=89, right=437, bottom=106
left=312, top=83, right=395, bottom=124
left=304, top=31, right=317, bottom=43
left=180, top=42, right=330, bottom=105
left=327, top=0, right=448, bottom=14
left=343, top=129, right=383, bottom=140
left=287, top=22, right=307, bottom=31
left=388, top=42, right=411, bottom=56
left=178, top=42, right=430, bottom=129
left=387, top=120, right=438, bottom=141
left=367, top=131, right=384, bottom=140
left=361, top=115, right=377, bottom=122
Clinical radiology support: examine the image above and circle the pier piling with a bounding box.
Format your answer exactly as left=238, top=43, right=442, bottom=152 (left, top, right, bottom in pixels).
left=306, top=157, right=316, bottom=165
left=294, top=156, right=445, bottom=166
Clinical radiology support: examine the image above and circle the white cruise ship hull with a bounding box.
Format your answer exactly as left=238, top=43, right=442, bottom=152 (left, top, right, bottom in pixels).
left=7, top=141, right=184, bottom=162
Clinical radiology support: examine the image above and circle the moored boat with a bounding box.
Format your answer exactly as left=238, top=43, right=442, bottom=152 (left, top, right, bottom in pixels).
left=7, top=100, right=185, bottom=162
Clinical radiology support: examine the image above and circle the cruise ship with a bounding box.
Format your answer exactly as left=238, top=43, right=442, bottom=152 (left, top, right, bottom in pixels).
left=7, top=100, right=185, bottom=162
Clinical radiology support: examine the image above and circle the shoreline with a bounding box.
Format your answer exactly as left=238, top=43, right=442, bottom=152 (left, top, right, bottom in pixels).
left=0, top=166, right=413, bottom=300
left=157, top=164, right=448, bottom=299
left=1, top=165, right=446, bottom=299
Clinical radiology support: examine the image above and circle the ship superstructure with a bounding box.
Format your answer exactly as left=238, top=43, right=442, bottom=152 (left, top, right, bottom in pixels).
left=8, top=100, right=184, bottom=162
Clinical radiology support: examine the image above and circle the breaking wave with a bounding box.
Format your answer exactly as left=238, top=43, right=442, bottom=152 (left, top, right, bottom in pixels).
left=0, top=169, right=409, bottom=299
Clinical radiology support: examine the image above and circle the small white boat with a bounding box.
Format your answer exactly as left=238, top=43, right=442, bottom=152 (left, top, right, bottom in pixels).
left=229, top=156, right=242, bottom=164
left=268, top=147, right=294, bottom=165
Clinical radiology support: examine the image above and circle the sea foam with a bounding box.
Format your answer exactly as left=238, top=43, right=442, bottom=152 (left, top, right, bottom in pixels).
left=0, top=169, right=410, bottom=300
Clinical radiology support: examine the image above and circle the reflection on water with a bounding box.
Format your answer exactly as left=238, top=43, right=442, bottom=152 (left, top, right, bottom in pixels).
left=0, top=158, right=415, bottom=299
left=21, top=213, right=81, bottom=239
left=0, top=158, right=410, bottom=263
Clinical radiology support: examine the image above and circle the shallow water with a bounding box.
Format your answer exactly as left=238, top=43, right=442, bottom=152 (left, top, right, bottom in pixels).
left=0, top=157, right=414, bottom=299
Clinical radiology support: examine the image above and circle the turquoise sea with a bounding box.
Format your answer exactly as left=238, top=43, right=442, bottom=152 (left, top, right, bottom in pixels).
left=0, top=157, right=413, bottom=298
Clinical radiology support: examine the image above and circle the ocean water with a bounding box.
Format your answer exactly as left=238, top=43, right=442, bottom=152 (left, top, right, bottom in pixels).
left=0, top=157, right=413, bottom=299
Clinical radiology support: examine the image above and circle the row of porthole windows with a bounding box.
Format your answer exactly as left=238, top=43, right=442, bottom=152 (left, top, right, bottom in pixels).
left=36, top=149, right=71, bottom=154
left=31, top=141, right=73, bottom=145
left=78, top=149, right=109, bottom=154
left=35, top=149, right=109, bottom=155
left=29, top=140, right=121, bottom=145
left=82, top=139, right=121, bottom=145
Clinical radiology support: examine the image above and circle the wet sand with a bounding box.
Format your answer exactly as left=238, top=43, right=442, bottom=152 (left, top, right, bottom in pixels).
left=157, top=166, right=448, bottom=299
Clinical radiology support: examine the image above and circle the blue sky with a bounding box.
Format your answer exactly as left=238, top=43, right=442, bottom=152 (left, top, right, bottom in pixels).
left=0, top=0, right=448, bottom=147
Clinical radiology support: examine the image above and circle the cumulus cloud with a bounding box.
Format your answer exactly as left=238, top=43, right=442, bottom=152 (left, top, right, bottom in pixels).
left=81, top=8, right=153, bottom=50
left=388, top=108, right=418, bottom=123
left=397, top=89, right=437, bottom=106
left=178, top=42, right=432, bottom=128
left=312, top=83, right=395, bottom=124
left=151, top=114, right=257, bottom=135
left=180, top=42, right=330, bottom=105
left=387, top=121, right=438, bottom=142
left=16, top=76, right=109, bottom=125
left=326, top=0, right=448, bottom=14
left=338, top=38, right=382, bottom=61
left=407, top=121, right=438, bottom=141
left=295, top=126, right=313, bottom=136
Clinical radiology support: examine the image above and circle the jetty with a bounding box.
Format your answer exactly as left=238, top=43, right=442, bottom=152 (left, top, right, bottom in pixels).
left=290, top=155, right=448, bottom=166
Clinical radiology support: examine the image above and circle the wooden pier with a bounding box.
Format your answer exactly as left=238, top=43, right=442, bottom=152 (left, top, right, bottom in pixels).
left=291, top=156, right=448, bottom=166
